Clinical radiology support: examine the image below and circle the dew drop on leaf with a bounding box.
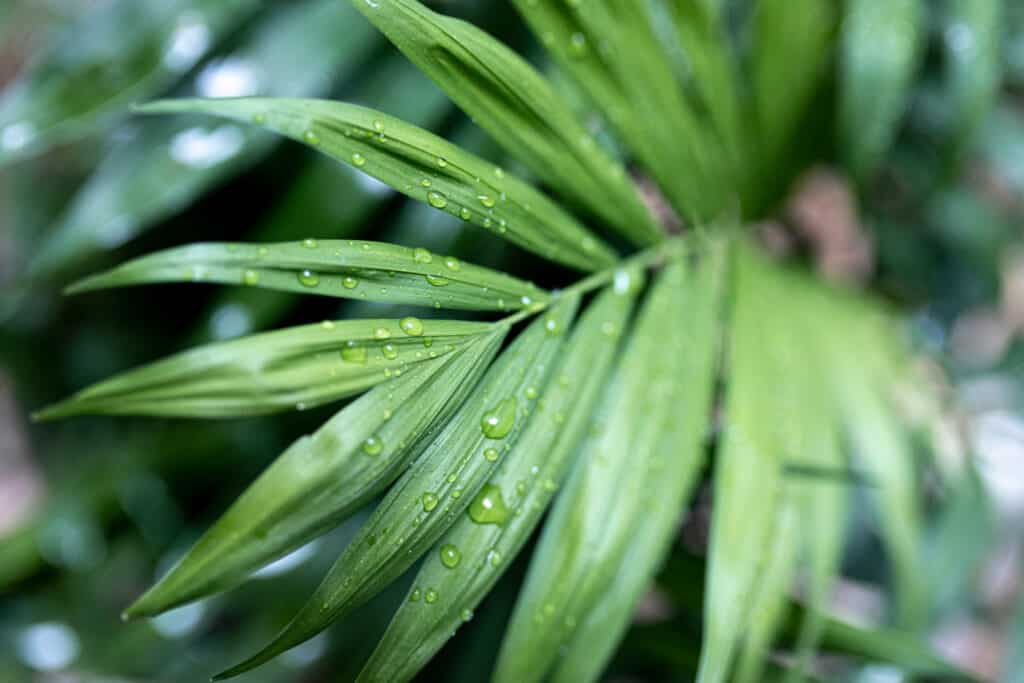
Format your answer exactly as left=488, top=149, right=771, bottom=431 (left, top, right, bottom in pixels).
left=351, top=152, right=366, bottom=167
left=400, top=317, right=424, bottom=336
left=468, top=484, right=510, bottom=525
left=381, top=343, right=398, bottom=360
left=439, top=544, right=461, bottom=568
left=342, top=276, right=358, bottom=289
left=422, top=492, right=439, bottom=512
left=413, top=247, right=433, bottom=263
left=297, top=269, right=319, bottom=287
left=361, top=435, right=383, bottom=456
left=341, top=342, right=367, bottom=364
left=427, top=191, right=447, bottom=208
left=481, top=397, right=517, bottom=439
left=425, top=274, right=450, bottom=287
left=242, top=269, right=259, bottom=286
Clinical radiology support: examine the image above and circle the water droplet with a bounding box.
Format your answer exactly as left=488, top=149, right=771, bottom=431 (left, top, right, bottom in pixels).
left=351, top=152, right=366, bottom=167
left=443, top=256, right=461, bottom=271
left=252, top=113, right=266, bottom=125
left=459, top=207, right=472, bottom=220
left=242, top=269, right=259, bottom=286
left=461, top=608, right=474, bottom=622
left=400, top=316, right=424, bottom=336
left=524, top=386, right=538, bottom=400
left=373, top=119, right=385, bottom=132
left=425, top=274, right=450, bottom=287
left=302, top=238, right=318, bottom=248
left=494, top=167, right=505, bottom=179
left=381, top=343, right=398, bottom=360
left=425, top=588, right=438, bottom=603
left=374, top=327, right=391, bottom=340
left=487, top=550, right=502, bottom=567
left=297, top=269, right=320, bottom=287
left=543, top=478, right=558, bottom=491
left=483, top=447, right=499, bottom=462
left=410, top=588, right=422, bottom=602
left=427, top=191, right=448, bottom=209
left=544, top=317, right=560, bottom=335
left=321, top=320, right=335, bottom=330
left=480, top=397, right=517, bottom=439
left=568, top=32, right=588, bottom=57
left=341, top=342, right=367, bottom=364
left=452, top=488, right=463, bottom=499
left=303, top=130, right=320, bottom=145
left=362, top=435, right=383, bottom=456
left=436, top=156, right=448, bottom=168
left=342, top=275, right=359, bottom=289
left=422, top=492, right=439, bottom=512
left=439, top=544, right=461, bottom=568
left=413, top=247, right=433, bottom=263
left=468, top=484, right=510, bottom=525
left=477, top=194, right=496, bottom=208
left=423, top=337, right=434, bottom=348
left=601, top=321, right=618, bottom=337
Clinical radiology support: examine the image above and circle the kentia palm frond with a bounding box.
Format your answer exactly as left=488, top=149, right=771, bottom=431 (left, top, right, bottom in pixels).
left=34, top=0, right=986, bottom=682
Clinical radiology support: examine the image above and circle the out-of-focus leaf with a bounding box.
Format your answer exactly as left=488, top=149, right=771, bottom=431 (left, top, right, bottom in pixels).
left=136, top=97, right=618, bottom=272
left=551, top=245, right=725, bottom=683
left=352, top=0, right=661, bottom=246
left=0, top=0, right=260, bottom=164
left=36, top=317, right=490, bottom=419
left=215, top=297, right=578, bottom=679
left=356, top=277, right=641, bottom=683
left=512, top=0, right=728, bottom=221
left=943, top=0, right=1002, bottom=158
left=124, top=331, right=504, bottom=618
left=29, top=0, right=379, bottom=276
left=495, top=257, right=706, bottom=683
left=751, top=0, right=835, bottom=202
left=840, top=0, right=925, bottom=180
left=68, top=240, right=548, bottom=312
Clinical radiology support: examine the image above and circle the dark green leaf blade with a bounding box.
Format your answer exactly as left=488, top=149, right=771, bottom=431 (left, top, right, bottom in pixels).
left=36, top=318, right=490, bottom=419
left=355, top=276, right=643, bottom=683
left=351, top=0, right=661, bottom=246
left=68, top=240, right=548, bottom=312
left=124, top=331, right=503, bottom=619
left=134, top=96, right=618, bottom=272
left=214, top=296, right=579, bottom=679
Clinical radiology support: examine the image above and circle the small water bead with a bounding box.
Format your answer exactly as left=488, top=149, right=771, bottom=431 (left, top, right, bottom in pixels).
left=544, top=317, right=560, bottom=335
left=425, top=274, right=450, bottom=287
left=257, top=246, right=269, bottom=257
left=351, top=152, right=366, bottom=167
left=423, top=337, right=434, bottom=348
left=427, top=191, right=448, bottom=208
left=321, top=320, right=336, bottom=330
left=477, top=194, right=496, bottom=208
left=443, top=256, right=461, bottom=271
left=480, top=397, right=517, bottom=439
left=494, top=166, right=505, bottom=179
left=342, top=275, right=359, bottom=289
left=413, top=247, right=433, bottom=263
left=461, top=609, right=474, bottom=622
left=420, top=178, right=432, bottom=187
left=515, top=480, right=527, bottom=496
left=372, top=119, right=385, bottom=132
left=253, top=113, right=266, bottom=124
left=468, top=484, right=510, bottom=525
left=302, top=238, right=317, bottom=249
left=422, top=492, right=439, bottom=512
left=439, top=544, right=461, bottom=568
left=543, top=478, right=558, bottom=492
left=520, top=295, right=533, bottom=306
left=400, top=316, right=424, bottom=336
left=451, top=489, right=462, bottom=499
left=303, top=130, right=320, bottom=145
left=374, top=327, right=391, bottom=340
left=524, top=386, right=538, bottom=400
left=436, top=156, right=448, bottom=168
left=242, top=269, right=259, bottom=286
left=362, top=435, right=383, bottom=456
left=601, top=321, right=618, bottom=337
left=381, top=343, right=398, bottom=360
left=488, top=550, right=502, bottom=566
left=410, top=588, right=422, bottom=602
left=341, top=343, right=367, bottom=364
left=297, top=269, right=320, bottom=287
left=425, top=588, right=438, bottom=603
left=483, top=447, right=499, bottom=462
left=568, top=32, right=588, bottom=57
left=459, top=207, right=472, bottom=221
left=483, top=218, right=493, bottom=228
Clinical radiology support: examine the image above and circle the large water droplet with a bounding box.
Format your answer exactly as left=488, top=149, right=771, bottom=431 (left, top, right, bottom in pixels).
left=381, top=343, right=398, bottom=360
left=477, top=194, right=496, bottom=208
left=242, top=269, right=259, bottom=286
left=422, top=492, right=439, bottom=512
left=468, top=484, right=510, bottom=525
left=439, top=544, right=461, bottom=568
left=425, top=274, right=450, bottom=287
left=341, top=342, right=367, bottom=364
left=303, top=130, right=320, bottom=145
left=410, top=588, right=422, bottom=602
left=444, top=256, right=461, bottom=271
left=425, top=588, right=438, bottom=603
left=342, top=275, right=359, bottom=289
left=427, top=191, right=448, bottom=208
left=400, top=316, right=424, bottom=336
left=483, top=447, right=499, bottom=462
left=362, top=435, right=383, bottom=456
left=481, top=397, right=517, bottom=439
left=374, top=327, right=391, bottom=340
left=413, top=247, right=433, bottom=263
left=297, top=270, right=319, bottom=287
left=351, top=152, right=366, bottom=167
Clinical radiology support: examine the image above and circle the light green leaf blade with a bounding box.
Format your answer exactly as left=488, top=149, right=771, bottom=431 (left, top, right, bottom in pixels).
left=551, top=242, right=726, bottom=683
left=28, top=0, right=381, bottom=277
left=124, top=331, right=503, bottom=619
left=0, top=0, right=260, bottom=165
left=840, top=0, right=925, bottom=181
left=136, top=97, right=617, bottom=272
left=68, top=240, right=548, bottom=312
left=495, top=257, right=703, bottom=683
left=355, top=277, right=642, bottom=683
left=351, top=0, right=661, bottom=246
left=36, top=317, right=490, bottom=419
left=698, top=242, right=787, bottom=683
left=214, top=297, right=579, bottom=679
